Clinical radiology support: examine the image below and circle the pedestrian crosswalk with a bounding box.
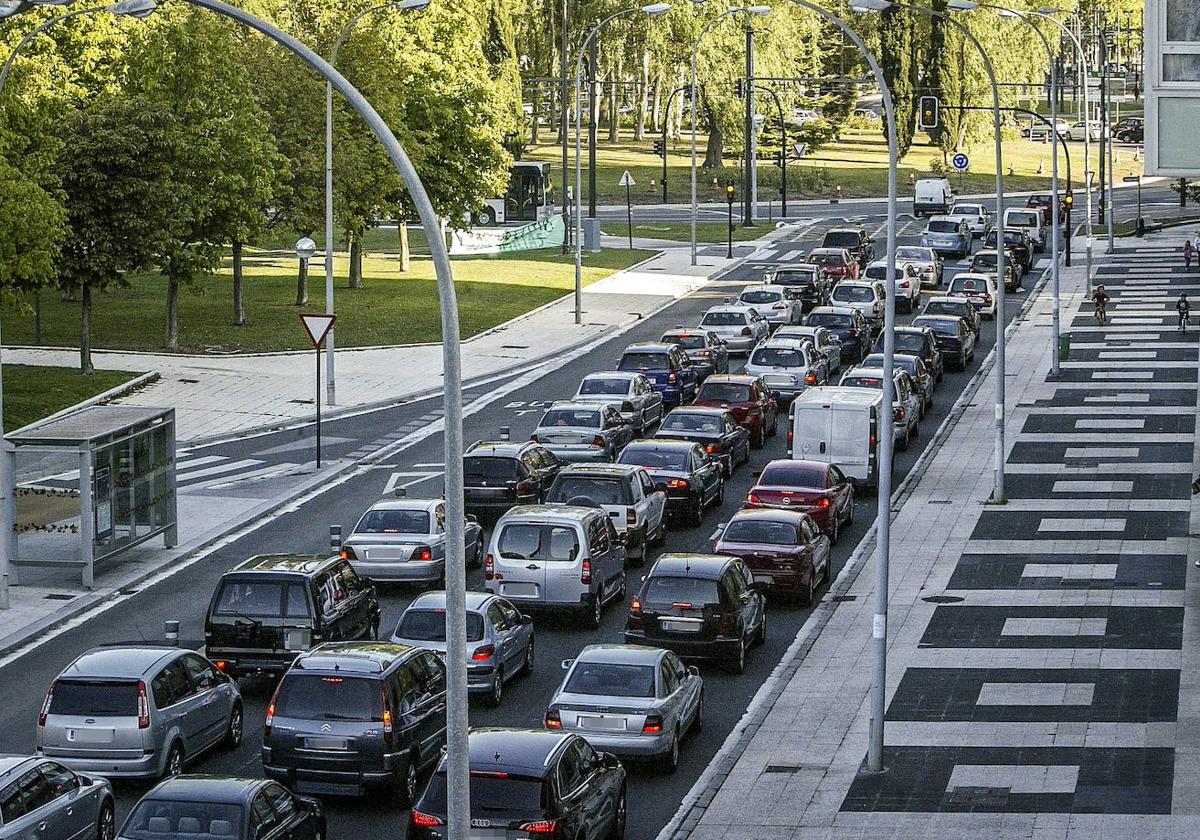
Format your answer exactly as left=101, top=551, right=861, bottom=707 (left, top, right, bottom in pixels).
left=23, top=451, right=300, bottom=495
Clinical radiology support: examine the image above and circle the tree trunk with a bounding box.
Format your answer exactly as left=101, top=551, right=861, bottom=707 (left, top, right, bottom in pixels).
left=60, top=283, right=76, bottom=303
left=607, top=59, right=620, bottom=143
left=80, top=280, right=93, bottom=375
left=649, top=73, right=662, bottom=134
left=348, top=234, right=363, bottom=289
left=702, top=97, right=724, bottom=169
left=295, top=258, right=309, bottom=306
left=232, top=240, right=247, bottom=326
left=530, top=84, right=541, bottom=144
left=398, top=222, right=411, bottom=273
left=34, top=289, right=41, bottom=346
left=634, top=50, right=650, bottom=141
left=165, top=274, right=179, bottom=351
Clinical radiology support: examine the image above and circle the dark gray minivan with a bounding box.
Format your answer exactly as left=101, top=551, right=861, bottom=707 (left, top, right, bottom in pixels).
left=262, top=642, right=446, bottom=806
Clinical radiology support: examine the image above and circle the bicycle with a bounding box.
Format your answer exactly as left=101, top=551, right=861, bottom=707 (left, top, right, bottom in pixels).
left=1094, top=300, right=1107, bottom=325
left=1180, top=311, right=1191, bottom=335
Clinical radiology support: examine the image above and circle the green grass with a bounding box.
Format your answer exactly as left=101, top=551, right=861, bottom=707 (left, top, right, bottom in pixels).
left=620, top=221, right=771, bottom=243
left=4, top=365, right=139, bottom=431
left=2, top=248, right=651, bottom=354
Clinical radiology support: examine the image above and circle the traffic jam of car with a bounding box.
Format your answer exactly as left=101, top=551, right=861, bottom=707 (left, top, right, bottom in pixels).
left=4, top=214, right=1032, bottom=840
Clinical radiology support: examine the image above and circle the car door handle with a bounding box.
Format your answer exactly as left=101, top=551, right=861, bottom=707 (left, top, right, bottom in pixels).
left=819, top=442, right=826, bottom=454
left=526, top=564, right=539, bottom=570
left=39, top=823, right=48, bottom=832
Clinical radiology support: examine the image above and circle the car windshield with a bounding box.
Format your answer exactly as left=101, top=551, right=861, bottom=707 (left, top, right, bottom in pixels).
left=662, top=413, right=723, bottom=434
left=642, top=575, right=721, bottom=605
left=809, top=253, right=844, bottom=267
left=664, top=334, right=705, bottom=350
left=842, top=376, right=884, bottom=390
left=865, top=355, right=916, bottom=376
left=723, top=519, right=801, bottom=545
left=121, top=801, right=245, bottom=840
left=770, top=270, right=815, bottom=286
left=823, top=232, right=859, bottom=248
left=832, top=286, right=874, bottom=303
left=213, top=581, right=283, bottom=618
left=355, top=508, right=429, bottom=535
left=496, top=523, right=579, bottom=562
left=740, top=290, right=781, bottom=304
left=546, top=476, right=631, bottom=506
left=915, top=318, right=958, bottom=337
left=760, top=462, right=825, bottom=488
left=701, top=311, right=745, bottom=327
left=564, top=662, right=656, bottom=697
left=48, top=679, right=139, bottom=717
left=539, top=408, right=601, bottom=428
left=618, top=446, right=689, bottom=470
left=464, top=457, right=518, bottom=484
left=925, top=301, right=965, bottom=318
left=421, top=773, right=545, bottom=818
left=888, top=333, right=928, bottom=354
left=951, top=278, right=987, bottom=294
left=618, top=352, right=671, bottom=372
left=896, top=247, right=929, bottom=261
left=972, top=253, right=999, bottom=268
left=926, top=220, right=958, bottom=233
left=807, top=312, right=852, bottom=329
left=750, top=347, right=804, bottom=368
left=696, top=383, right=751, bottom=403
left=395, top=609, right=485, bottom=643
left=579, top=377, right=630, bottom=396
left=272, top=674, right=383, bottom=722
left=1008, top=212, right=1038, bottom=225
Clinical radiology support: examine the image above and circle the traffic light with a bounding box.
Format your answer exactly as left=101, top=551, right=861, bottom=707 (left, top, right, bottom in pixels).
left=653, top=139, right=666, bottom=158
left=919, top=95, right=939, bottom=130
left=772, top=149, right=784, bottom=169
left=734, top=78, right=745, bottom=100
left=1063, top=191, right=1074, bottom=210
left=725, top=182, right=736, bottom=204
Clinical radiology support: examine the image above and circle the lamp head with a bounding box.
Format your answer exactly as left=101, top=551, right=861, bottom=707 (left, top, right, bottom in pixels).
left=1037, top=7, right=1061, bottom=13
left=947, top=0, right=978, bottom=10
left=295, top=237, right=317, bottom=261
left=108, top=0, right=157, bottom=19
left=395, top=0, right=430, bottom=9
left=641, top=2, right=671, bottom=15
left=849, top=0, right=890, bottom=11
left=744, top=5, right=771, bottom=15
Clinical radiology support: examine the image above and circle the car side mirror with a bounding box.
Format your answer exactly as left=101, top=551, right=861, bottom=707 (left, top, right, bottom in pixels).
left=561, top=659, right=574, bottom=670
left=76, top=774, right=93, bottom=787
left=466, top=514, right=478, bottom=524
left=521, top=613, right=533, bottom=625
left=602, top=752, right=622, bottom=770
left=687, top=665, right=700, bottom=677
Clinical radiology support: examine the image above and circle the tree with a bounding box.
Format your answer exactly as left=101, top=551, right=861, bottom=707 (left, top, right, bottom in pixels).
left=0, top=155, right=65, bottom=303
left=878, top=7, right=917, bottom=157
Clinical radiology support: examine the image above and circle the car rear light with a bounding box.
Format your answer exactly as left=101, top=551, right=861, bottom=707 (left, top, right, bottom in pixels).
left=472, top=644, right=495, bottom=661
left=530, top=433, right=540, bottom=443
left=786, top=429, right=793, bottom=457
left=642, top=714, right=664, bottom=734
left=339, top=542, right=358, bottom=561
left=545, top=709, right=562, bottom=729
left=925, top=352, right=934, bottom=363
left=381, top=686, right=394, bottom=747
left=805, top=372, right=817, bottom=385
left=414, top=545, right=433, bottom=562
left=214, top=660, right=228, bottom=672
left=893, top=407, right=905, bottom=422
left=667, top=478, right=689, bottom=489
left=870, top=434, right=876, bottom=447
left=626, top=508, right=636, bottom=525
left=741, top=327, right=753, bottom=336
left=264, top=682, right=281, bottom=736
left=705, top=444, right=716, bottom=454
left=982, top=294, right=992, bottom=303
left=621, top=401, right=634, bottom=412
left=410, top=811, right=445, bottom=828
left=699, top=350, right=711, bottom=357
left=667, top=372, right=677, bottom=384
left=137, top=681, right=150, bottom=729
left=873, top=303, right=880, bottom=313
left=593, top=435, right=605, bottom=448
left=747, top=492, right=761, bottom=505
left=718, top=612, right=737, bottom=635
left=772, top=303, right=787, bottom=310
left=38, top=682, right=55, bottom=727
left=581, top=559, right=592, bottom=585
left=519, top=820, right=560, bottom=835
left=818, top=497, right=831, bottom=509
left=485, top=554, right=495, bottom=581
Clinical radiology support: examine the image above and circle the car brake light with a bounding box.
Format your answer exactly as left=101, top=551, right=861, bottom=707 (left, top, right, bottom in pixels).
left=410, top=811, right=445, bottom=828
left=805, top=372, right=817, bottom=385
left=705, top=444, right=716, bottom=454
left=982, top=294, right=992, bottom=303
left=643, top=714, right=664, bottom=734
left=621, top=401, right=634, bottom=412
left=339, top=545, right=357, bottom=561
left=699, top=350, right=711, bottom=357
left=545, top=709, right=562, bottom=729
left=414, top=545, right=433, bottom=562
left=381, top=686, right=394, bottom=747
left=772, top=303, right=786, bottom=310
left=472, top=644, right=495, bottom=661
left=630, top=598, right=642, bottom=614
left=530, top=433, right=540, bottom=443
left=593, top=435, right=605, bottom=448
left=38, top=682, right=55, bottom=727
left=581, top=559, right=592, bottom=585
left=741, top=327, right=753, bottom=336
left=667, top=372, right=677, bottom=384
left=747, top=492, right=761, bottom=505
left=520, top=820, right=560, bottom=835
left=485, top=554, right=495, bottom=581
left=786, top=429, right=793, bottom=456
left=626, top=508, right=636, bottom=525
left=214, top=660, right=228, bottom=672
left=264, top=682, right=281, bottom=736
left=818, top=497, right=831, bottom=509
left=667, top=478, right=689, bottom=489
left=137, top=681, right=150, bottom=729
left=894, top=407, right=905, bottom=422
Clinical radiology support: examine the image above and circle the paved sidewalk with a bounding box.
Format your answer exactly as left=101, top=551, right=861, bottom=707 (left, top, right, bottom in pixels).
left=662, top=228, right=1200, bottom=839
left=6, top=235, right=783, bottom=444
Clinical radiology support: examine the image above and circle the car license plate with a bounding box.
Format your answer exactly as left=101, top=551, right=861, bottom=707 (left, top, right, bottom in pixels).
left=304, top=736, right=350, bottom=750
left=580, top=716, right=626, bottom=731
left=468, top=831, right=507, bottom=840
left=284, top=629, right=311, bottom=651
left=660, top=619, right=701, bottom=633
left=67, top=728, right=112, bottom=743
left=754, top=574, right=775, bottom=586
left=502, top=582, right=538, bottom=598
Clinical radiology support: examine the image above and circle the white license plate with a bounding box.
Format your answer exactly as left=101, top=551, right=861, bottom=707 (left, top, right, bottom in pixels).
left=284, top=630, right=311, bottom=651
left=660, top=619, right=702, bottom=633
left=754, top=574, right=775, bottom=585
left=67, top=728, right=112, bottom=744
left=502, top=582, right=538, bottom=598
left=580, top=716, right=627, bottom=731
left=305, top=736, right=350, bottom=750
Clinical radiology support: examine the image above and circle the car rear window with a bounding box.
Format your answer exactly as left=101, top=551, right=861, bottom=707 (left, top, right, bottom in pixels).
left=355, top=509, right=429, bottom=535
left=394, top=609, right=485, bottom=643
left=740, top=290, right=781, bottom=304
left=696, top=383, right=751, bottom=403
left=539, top=408, right=601, bottom=428
left=272, top=674, right=383, bottom=721
left=663, top=334, right=705, bottom=350
left=896, top=247, right=930, bottom=261
left=579, top=377, right=630, bottom=396
left=822, top=231, right=859, bottom=248
left=48, top=679, right=139, bottom=717
left=642, top=576, right=721, bottom=605
left=832, top=286, right=874, bottom=303
left=421, top=772, right=546, bottom=817
left=750, top=347, right=804, bottom=368
left=915, top=318, right=958, bottom=336
left=808, top=253, right=844, bottom=267
left=1008, top=211, right=1038, bottom=226
left=618, top=446, right=689, bottom=471
left=700, top=311, right=745, bottom=327
left=951, top=277, right=987, bottom=294
left=925, top=301, right=965, bottom=318
left=841, top=376, right=884, bottom=389
left=760, top=462, right=825, bottom=488
left=972, top=253, right=999, bottom=268
left=464, top=456, right=519, bottom=484
left=213, top=580, right=284, bottom=618
left=926, top=220, right=958, bottom=233
left=769, top=269, right=816, bottom=286
left=723, top=519, right=801, bottom=546
left=546, top=476, right=632, bottom=506
left=564, top=663, right=656, bottom=697
left=877, top=333, right=927, bottom=354
left=806, top=312, right=852, bottom=329
left=496, top=523, right=580, bottom=563
left=121, top=801, right=244, bottom=840
left=661, top=412, right=723, bottom=434
left=618, top=352, right=671, bottom=372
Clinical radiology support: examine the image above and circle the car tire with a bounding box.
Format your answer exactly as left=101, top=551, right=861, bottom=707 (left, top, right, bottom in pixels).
left=650, top=517, right=666, bottom=547
left=767, top=412, right=778, bottom=437
left=688, top=497, right=704, bottom=527
left=224, top=702, right=243, bottom=750
left=898, top=427, right=910, bottom=452
left=751, top=425, right=764, bottom=449
left=830, top=514, right=840, bottom=546
left=727, top=636, right=746, bottom=674
left=690, top=690, right=704, bottom=735
left=163, top=742, right=184, bottom=780
left=722, top=456, right=732, bottom=479
left=522, top=636, right=535, bottom=676
left=585, top=594, right=603, bottom=629
left=97, top=800, right=115, bottom=840
left=845, top=500, right=855, bottom=527
left=662, top=729, right=680, bottom=774
left=469, top=539, right=484, bottom=569
left=393, top=752, right=420, bottom=807
left=479, top=207, right=497, bottom=226
left=486, top=668, right=504, bottom=707
left=608, top=788, right=628, bottom=840
left=755, top=610, right=767, bottom=646
left=714, top=480, right=725, bottom=508
left=801, top=571, right=816, bottom=608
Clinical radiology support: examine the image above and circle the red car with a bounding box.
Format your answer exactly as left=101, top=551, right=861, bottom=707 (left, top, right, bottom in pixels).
left=744, top=459, right=855, bottom=544
left=713, top=508, right=831, bottom=605
left=806, top=248, right=860, bottom=280
left=693, top=374, right=778, bottom=449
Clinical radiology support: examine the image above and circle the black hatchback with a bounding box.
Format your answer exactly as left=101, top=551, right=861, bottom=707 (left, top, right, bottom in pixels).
left=118, top=775, right=324, bottom=840
left=409, top=728, right=627, bottom=840
left=617, top=439, right=723, bottom=526
left=205, top=554, right=380, bottom=679
left=464, top=440, right=565, bottom=520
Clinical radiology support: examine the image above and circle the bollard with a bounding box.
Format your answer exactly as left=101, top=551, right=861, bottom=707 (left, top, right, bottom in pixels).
left=164, top=620, right=180, bottom=647
left=1058, top=331, right=1071, bottom=362
left=499, top=426, right=511, bottom=441
left=329, top=525, right=342, bottom=550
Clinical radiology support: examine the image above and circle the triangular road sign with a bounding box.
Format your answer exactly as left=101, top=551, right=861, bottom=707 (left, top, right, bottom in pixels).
left=618, top=170, right=636, bottom=187
left=300, top=313, right=336, bottom=348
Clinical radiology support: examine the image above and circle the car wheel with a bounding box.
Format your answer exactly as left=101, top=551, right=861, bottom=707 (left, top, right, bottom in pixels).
left=830, top=514, right=840, bottom=546
left=690, top=690, right=704, bottom=735
left=912, top=419, right=920, bottom=438
left=394, top=752, right=420, bottom=807
left=164, top=743, right=184, bottom=779
left=755, top=610, right=767, bottom=645
left=751, top=425, right=764, bottom=449
left=486, top=667, right=504, bottom=707
left=470, top=539, right=484, bottom=569
left=479, top=206, right=497, bottom=226
left=585, top=594, right=603, bottom=629
left=522, top=636, right=535, bottom=676
left=845, top=500, right=855, bottom=527
left=662, top=728, right=680, bottom=774
left=714, top=480, right=725, bottom=507
left=688, top=497, right=704, bottom=527
left=224, top=702, right=243, bottom=749
left=608, top=788, right=628, bottom=840
left=97, top=800, right=115, bottom=840
left=722, top=456, right=732, bottom=479
left=727, top=636, right=746, bottom=674
left=650, top=517, right=666, bottom=547
left=768, top=412, right=778, bottom=437
left=801, top=571, right=816, bottom=608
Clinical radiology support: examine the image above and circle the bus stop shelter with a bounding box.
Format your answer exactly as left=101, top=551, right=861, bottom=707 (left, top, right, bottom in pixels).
left=8, top=406, right=177, bottom=589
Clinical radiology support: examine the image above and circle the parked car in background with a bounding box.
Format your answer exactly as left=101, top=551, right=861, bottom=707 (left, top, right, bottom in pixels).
left=913, top=314, right=976, bottom=370
left=391, top=591, right=534, bottom=707
left=949, top=272, right=999, bottom=318
left=698, top=305, right=770, bottom=354
left=617, top=440, right=724, bottom=526
left=531, top=402, right=635, bottom=463
left=819, top=226, right=874, bottom=268
left=546, top=645, right=702, bottom=772
left=864, top=260, right=921, bottom=314
left=573, top=371, right=665, bottom=434
left=463, top=440, right=565, bottom=519
left=0, top=755, right=114, bottom=840
left=693, top=374, right=779, bottom=448
left=775, top=324, right=843, bottom=374
left=807, top=247, right=860, bottom=280
left=946, top=202, right=993, bottom=238
left=744, top=458, right=854, bottom=544
left=544, top=463, right=666, bottom=562
left=1021, top=116, right=1069, bottom=139
left=805, top=306, right=872, bottom=363
left=922, top=295, right=980, bottom=336
left=617, top=343, right=699, bottom=409
left=921, top=216, right=972, bottom=258
left=765, top=264, right=832, bottom=311
left=873, top=325, right=944, bottom=383
left=659, top=328, right=730, bottom=381
left=830, top=280, right=885, bottom=328
left=39, top=646, right=243, bottom=781
left=655, top=407, right=751, bottom=478
left=713, top=508, right=832, bottom=605
left=840, top=366, right=921, bottom=451
left=1066, top=120, right=1108, bottom=142
left=339, top=497, right=484, bottom=583
left=118, top=777, right=323, bottom=840
left=737, top=285, right=803, bottom=329
left=1113, top=116, right=1143, bottom=141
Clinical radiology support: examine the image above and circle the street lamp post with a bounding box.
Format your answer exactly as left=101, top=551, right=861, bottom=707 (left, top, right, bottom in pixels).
left=689, top=5, right=771, bottom=266
left=725, top=181, right=735, bottom=257
left=573, top=3, right=671, bottom=325
left=326, top=0, right=429, bottom=408
left=0, top=0, right=158, bottom=612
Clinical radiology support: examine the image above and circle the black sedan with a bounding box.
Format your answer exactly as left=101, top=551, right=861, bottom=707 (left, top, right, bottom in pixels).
left=119, top=776, right=324, bottom=840
left=983, top=229, right=1033, bottom=277
left=617, top=439, right=724, bottom=526
left=654, top=406, right=751, bottom=478
left=873, top=325, right=944, bottom=383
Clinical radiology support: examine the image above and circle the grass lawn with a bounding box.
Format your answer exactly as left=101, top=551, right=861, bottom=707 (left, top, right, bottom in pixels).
left=4, top=365, right=139, bottom=431
left=2, top=248, right=652, bottom=354
left=620, top=221, right=770, bottom=243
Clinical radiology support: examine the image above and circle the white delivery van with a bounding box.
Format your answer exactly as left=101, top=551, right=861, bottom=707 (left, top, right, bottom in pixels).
left=914, top=177, right=953, bottom=217
left=1003, top=207, right=1046, bottom=252
left=787, top=386, right=883, bottom=491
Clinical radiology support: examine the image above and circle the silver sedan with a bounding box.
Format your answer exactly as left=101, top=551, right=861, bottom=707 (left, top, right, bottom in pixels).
left=340, top=497, right=484, bottom=583
left=546, top=644, right=702, bottom=772
left=573, top=371, right=664, bottom=433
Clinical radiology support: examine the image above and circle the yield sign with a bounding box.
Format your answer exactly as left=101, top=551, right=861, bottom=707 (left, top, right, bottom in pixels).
left=618, top=170, right=636, bottom=187
left=299, top=313, right=336, bottom=348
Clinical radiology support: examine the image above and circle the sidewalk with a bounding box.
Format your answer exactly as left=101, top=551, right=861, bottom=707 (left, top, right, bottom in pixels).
left=662, top=228, right=1200, bottom=839
left=5, top=236, right=781, bottom=444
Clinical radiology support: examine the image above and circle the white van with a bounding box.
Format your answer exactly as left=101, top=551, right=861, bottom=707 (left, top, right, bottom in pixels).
left=787, top=387, right=883, bottom=491
left=1003, top=207, right=1046, bottom=252
left=914, top=177, right=953, bottom=217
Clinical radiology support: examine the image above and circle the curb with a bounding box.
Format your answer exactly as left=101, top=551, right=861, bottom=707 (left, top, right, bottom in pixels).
left=656, top=257, right=1058, bottom=840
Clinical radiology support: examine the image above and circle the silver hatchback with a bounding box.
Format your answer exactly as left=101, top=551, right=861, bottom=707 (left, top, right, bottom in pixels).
left=37, top=647, right=242, bottom=780
left=0, top=755, right=114, bottom=840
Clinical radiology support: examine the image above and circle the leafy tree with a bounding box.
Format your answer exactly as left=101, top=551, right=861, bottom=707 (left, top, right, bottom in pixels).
left=0, top=154, right=65, bottom=302
left=878, top=7, right=916, bottom=157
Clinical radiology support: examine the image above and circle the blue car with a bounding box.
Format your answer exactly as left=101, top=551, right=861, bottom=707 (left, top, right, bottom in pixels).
left=804, top=306, right=872, bottom=364
left=618, top=342, right=699, bottom=409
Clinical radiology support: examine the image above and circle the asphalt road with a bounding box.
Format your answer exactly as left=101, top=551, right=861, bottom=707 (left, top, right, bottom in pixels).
left=0, top=217, right=1039, bottom=839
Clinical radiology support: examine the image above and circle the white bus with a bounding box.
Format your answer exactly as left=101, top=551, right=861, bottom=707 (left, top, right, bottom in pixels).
left=472, top=161, right=554, bottom=226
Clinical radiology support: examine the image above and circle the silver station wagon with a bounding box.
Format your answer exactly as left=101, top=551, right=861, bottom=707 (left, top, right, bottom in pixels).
left=339, top=497, right=485, bottom=583
left=0, top=754, right=115, bottom=840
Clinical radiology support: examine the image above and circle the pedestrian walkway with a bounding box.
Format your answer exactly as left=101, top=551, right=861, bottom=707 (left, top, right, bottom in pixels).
left=661, top=229, right=1200, bottom=839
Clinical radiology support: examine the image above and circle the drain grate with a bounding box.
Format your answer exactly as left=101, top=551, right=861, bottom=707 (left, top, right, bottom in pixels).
left=764, top=763, right=825, bottom=774
left=922, top=595, right=965, bottom=604
left=949, top=786, right=1010, bottom=807
left=928, top=499, right=953, bottom=505
left=831, top=595, right=857, bottom=603
left=177, top=378, right=200, bottom=384
left=289, top=399, right=314, bottom=405
left=500, top=345, right=529, bottom=349
left=43, top=593, right=74, bottom=601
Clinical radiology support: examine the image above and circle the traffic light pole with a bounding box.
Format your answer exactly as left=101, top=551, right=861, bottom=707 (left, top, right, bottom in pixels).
left=754, top=83, right=787, bottom=217
left=743, top=25, right=755, bottom=226
left=660, top=85, right=688, bottom=204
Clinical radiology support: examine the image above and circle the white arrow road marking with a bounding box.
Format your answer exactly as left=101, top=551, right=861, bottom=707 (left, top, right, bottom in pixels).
left=382, top=470, right=444, bottom=495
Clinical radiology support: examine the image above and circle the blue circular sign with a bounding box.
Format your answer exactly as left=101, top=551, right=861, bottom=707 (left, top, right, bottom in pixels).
left=952, top=153, right=969, bottom=172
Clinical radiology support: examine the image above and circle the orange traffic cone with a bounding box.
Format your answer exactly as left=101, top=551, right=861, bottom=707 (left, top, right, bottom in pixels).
left=649, top=179, right=657, bottom=193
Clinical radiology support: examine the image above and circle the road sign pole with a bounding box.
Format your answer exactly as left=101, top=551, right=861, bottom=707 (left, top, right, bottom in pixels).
left=315, top=345, right=322, bottom=468
left=626, top=183, right=633, bottom=249
left=299, top=313, right=337, bottom=472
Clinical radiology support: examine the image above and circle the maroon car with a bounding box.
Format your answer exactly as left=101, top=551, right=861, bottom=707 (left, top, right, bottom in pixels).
left=806, top=248, right=860, bottom=280
left=744, top=459, right=855, bottom=544
left=693, top=374, right=778, bottom=449
left=713, top=508, right=831, bottom=605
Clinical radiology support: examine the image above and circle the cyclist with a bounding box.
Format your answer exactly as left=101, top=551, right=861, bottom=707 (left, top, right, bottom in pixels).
left=1091, top=285, right=1111, bottom=325
left=1179, top=293, right=1191, bottom=333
